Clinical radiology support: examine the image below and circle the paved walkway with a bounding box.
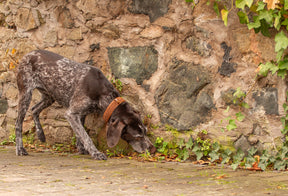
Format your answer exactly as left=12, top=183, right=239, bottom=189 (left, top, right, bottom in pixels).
left=1, top=146, right=288, bottom=196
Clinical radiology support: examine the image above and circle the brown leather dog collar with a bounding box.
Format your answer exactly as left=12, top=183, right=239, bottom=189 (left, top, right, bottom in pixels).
left=103, top=97, right=126, bottom=123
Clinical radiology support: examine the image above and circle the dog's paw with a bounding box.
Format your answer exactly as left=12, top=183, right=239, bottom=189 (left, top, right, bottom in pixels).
left=16, top=147, right=28, bottom=156
left=78, top=149, right=89, bottom=155
left=92, top=152, right=107, bottom=160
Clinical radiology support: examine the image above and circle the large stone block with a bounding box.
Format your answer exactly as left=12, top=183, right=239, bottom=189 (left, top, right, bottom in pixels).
left=253, top=87, right=279, bottom=115
left=128, top=0, right=171, bottom=22
left=108, top=46, right=158, bottom=85
left=15, top=8, right=42, bottom=31
left=155, top=59, right=213, bottom=130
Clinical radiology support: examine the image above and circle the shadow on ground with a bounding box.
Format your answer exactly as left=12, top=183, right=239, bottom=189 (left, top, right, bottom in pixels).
left=1, top=146, right=288, bottom=196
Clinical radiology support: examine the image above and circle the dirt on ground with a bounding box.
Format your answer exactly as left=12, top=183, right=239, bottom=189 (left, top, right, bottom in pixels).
left=1, top=146, right=288, bottom=196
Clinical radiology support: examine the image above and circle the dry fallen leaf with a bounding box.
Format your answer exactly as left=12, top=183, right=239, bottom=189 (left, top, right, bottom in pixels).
left=263, top=0, right=279, bottom=10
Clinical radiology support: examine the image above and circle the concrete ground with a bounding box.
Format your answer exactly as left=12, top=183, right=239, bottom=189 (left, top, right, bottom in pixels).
left=1, top=146, right=288, bottom=196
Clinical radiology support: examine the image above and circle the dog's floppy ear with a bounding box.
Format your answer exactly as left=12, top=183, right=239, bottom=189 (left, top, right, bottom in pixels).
left=106, top=119, right=125, bottom=148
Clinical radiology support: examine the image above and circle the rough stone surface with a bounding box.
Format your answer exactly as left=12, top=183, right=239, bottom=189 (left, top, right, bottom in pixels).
left=253, top=88, right=279, bottom=115
left=185, top=36, right=212, bottom=57
left=155, top=59, right=213, bottom=130
left=218, top=42, right=236, bottom=77
left=108, top=46, right=158, bottom=85
left=15, top=8, right=39, bottom=31
left=140, top=25, right=164, bottom=39
left=234, top=135, right=252, bottom=152
left=55, top=6, right=74, bottom=29
left=0, top=99, right=8, bottom=114
left=128, top=0, right=171, bottom=22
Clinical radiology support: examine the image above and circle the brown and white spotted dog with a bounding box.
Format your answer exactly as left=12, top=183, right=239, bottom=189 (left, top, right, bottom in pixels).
left=15, top=50, right=156, bottom=160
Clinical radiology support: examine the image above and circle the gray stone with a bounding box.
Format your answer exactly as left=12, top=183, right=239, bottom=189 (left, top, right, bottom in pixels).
left=108, top=46, right=158, bottom=85
left=128, top=0, right=171, bottom=22
left=0, top=99, right=8, bottom=114
left=234, top=135, right=251, bottom=152
left=252, top=87, right=279, bottom=115
left=218, top=42, right=236, bottom=77
left=185, top=36, right=212, bottom=57
left=155, top=59, right=213, bottom=130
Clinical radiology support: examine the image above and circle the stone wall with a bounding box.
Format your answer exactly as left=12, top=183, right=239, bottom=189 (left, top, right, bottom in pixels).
left=0, top=0, right=285, bottom=152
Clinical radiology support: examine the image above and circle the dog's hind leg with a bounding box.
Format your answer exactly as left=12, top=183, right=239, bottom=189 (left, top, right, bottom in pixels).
left=15, top=89, right=32, bottom=156
left=31, top=92, right=54, bottom=142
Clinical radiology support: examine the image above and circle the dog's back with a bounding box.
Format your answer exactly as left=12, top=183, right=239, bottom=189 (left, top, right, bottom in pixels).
left=18, top=50, right=91, bottom=107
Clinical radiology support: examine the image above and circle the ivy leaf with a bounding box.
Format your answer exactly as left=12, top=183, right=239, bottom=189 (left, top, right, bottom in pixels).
left=248, top=146, right=257, bottom=156
left=259, top=19, right=271, bottom=37
left=212, top=142, right=220, bottom=152
left=285, top=0, right=288, bottom=10
left=247, top=17, right=261, bottom=29
left=237, top=11, right=249, bottom=24
left=213, top=2, right=220, bottom=17
left=233, top=149, right=245, bottom=162
left=209, top=150, right=220, bottom=162
left=278, top=60, right=288, bottom=70
left=227, top=119, right=237, bottom=131
left=236, top=112, right=245, bottom=121
left=221, top=8, right=229, bottom=26
left=186, top=137, right=194, bottom=149
left=245, top=155, right=255, bottom=166
left=177, top=138, right=185, bottom=148
left=245, top=0, right=253, bottom=8
left=281, top=18, right=288, bottom=31
left=274, top=160, right=287, bottom=170
left=233, top=87, right=246, bottom=99
left=236, top=0, right=247, bottom=9
left=258, top=10, right=273, bottom=24
left=192, top=145, right=200, bottom=152
left=231, top=162, right=239, bottom=170
left=182, top=148, right=190, bottom=161
left=258, top=151, right=269, bottom=171
left=259, top=62, right=278, bottom=76
left=256, top=1, right=266, bottom=11
left=277, top=69, right=287, bottom=79
left=276, top=49, right=284, bottom=62
left=221, top=149, right=232, bottom=164
left=241, top=102, right=250, bottom=109
left=281, top=146, right=288, bottom=159
left=274, top=12, right=281, bottom=31
left=275, top=31, right=288, bottom=52
left=195, top=151, right=203, bottom=160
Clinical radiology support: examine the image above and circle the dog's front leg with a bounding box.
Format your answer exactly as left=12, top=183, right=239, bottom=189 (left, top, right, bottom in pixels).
left=65, top=110, right=107, bottom=160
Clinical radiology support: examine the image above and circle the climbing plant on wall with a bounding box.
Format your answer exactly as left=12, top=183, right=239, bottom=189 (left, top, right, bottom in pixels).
left=214, top=0, right=288, bottom=77
left=213, top=0, right=288, bottom=136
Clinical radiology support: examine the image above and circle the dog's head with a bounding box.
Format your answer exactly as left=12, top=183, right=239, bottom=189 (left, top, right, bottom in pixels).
left=106, top=102, right=156, bottom=154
